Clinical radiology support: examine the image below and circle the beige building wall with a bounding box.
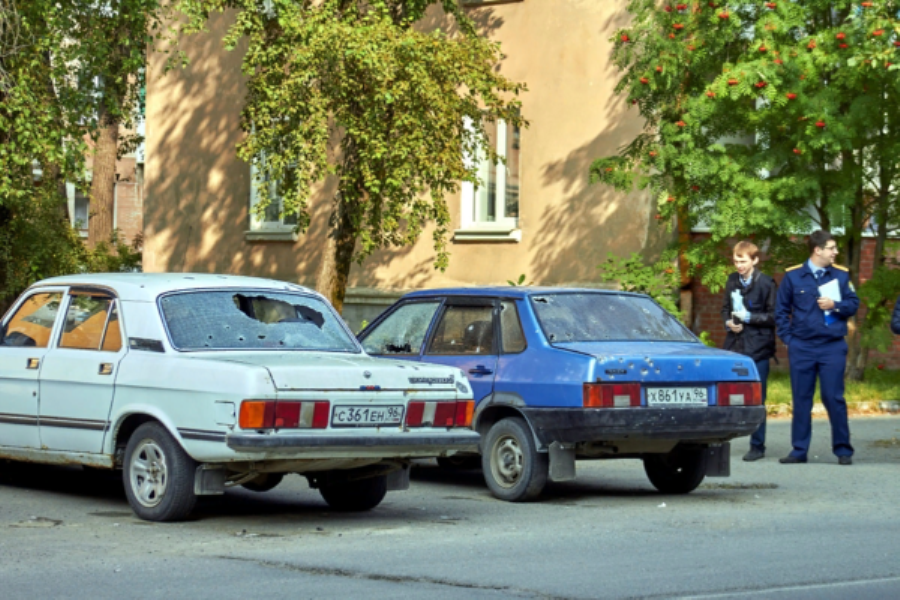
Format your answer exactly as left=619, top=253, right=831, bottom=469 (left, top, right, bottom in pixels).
left=144, top=1, right=668, bottom=328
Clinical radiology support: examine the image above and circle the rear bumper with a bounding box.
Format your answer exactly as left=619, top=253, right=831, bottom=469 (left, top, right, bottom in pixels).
left=522, top=406, right=765, bottom=447
left=226, top=429, right=480, bottom=457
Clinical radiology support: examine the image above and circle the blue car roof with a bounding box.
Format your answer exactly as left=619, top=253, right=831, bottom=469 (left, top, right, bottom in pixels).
left=401, top=287, right=645, bottom=300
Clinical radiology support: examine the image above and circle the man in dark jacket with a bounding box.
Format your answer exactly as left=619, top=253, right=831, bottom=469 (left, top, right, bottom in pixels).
left=776, top=230, right=859, bottom=465
left=721, top=240, right=777, bottom=462
left=892, top=297, right=900, bottom=335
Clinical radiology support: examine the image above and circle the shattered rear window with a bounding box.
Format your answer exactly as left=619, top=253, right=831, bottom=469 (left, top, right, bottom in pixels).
left=159, top=291, right=358, bottom=352
left=530, top=293, right=696, bottom=343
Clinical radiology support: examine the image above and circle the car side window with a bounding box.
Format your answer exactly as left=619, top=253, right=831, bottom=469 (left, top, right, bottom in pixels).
left=100, top=303, right=123, bottom=352
left=427, top=305, right=494, bottom=356
left=361, top=301, right=440, bottom=355
left=500, top=301, right=526, bottom=353
left=60, top=295, right=121, bottom=352
left=1, top=292, right=63, bottom=347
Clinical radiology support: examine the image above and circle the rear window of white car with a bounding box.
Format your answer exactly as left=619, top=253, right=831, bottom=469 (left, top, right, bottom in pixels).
left=160, top=291, right=358, bottom=352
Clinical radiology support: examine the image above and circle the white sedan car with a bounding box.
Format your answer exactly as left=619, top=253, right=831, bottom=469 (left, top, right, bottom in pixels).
left=0, top=274, right=478, bottom=521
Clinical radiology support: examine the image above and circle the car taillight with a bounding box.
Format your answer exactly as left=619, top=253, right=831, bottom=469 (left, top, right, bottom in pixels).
left=406, top=400, right=474, bottom=428
left=583, top=383, right=641, bottom=408
left=238, top=400, right=330, bottom=429
left=717, top=382, right=762, bottom=406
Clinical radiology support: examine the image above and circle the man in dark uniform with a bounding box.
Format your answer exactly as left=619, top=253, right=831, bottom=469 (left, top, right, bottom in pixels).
left=776, top=230, right=859, bottom=465
left=891, top=296, right=900, bottom=335
left=721, top=241, right=777, bottom=462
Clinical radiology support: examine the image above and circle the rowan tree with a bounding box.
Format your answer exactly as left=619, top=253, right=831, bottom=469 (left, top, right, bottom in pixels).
left=178, top=0, right=526, bottom=312
left=592, top=0, right=900, bottom=379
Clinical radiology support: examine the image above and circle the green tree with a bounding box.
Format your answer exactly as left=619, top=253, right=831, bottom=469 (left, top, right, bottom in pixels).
left=59, top=0, right=172, bottom=246
left=1, top=0, right=87, bottom=307
left=178, top=0, right=526, bottom=311
left=0, top=0, right=159, bottom=308
left=591, top=0, right=900, bottom=380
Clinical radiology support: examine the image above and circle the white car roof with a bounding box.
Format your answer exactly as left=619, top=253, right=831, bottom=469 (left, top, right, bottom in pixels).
left=33, top=273, right=317, bottom=302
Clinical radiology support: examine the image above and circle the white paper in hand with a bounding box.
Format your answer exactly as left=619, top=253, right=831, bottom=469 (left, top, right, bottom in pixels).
left=819, top=279, right=841, bottom=318
left=731, top=289, right=745, bottom=315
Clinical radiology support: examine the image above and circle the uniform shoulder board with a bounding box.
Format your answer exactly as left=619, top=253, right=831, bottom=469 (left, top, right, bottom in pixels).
left=784, top=264, right=803, bottom=272
left=832, top=264, right=849, bottom=272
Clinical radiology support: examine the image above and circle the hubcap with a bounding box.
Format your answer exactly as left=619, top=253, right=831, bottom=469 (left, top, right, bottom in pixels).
left=491, top=434, right=524, bottom=488
left=129, top=439, right=168, bottom=508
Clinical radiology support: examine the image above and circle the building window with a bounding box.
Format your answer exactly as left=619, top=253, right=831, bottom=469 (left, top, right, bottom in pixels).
left=456, top=117, right=521, bottom=242
left=65, top=183, right=90, bottom=238
left=461, top=0, right=524, bottom=6
left=73, top=192, right=89, bottom=237
left=246, top=155, right=299, bottom=241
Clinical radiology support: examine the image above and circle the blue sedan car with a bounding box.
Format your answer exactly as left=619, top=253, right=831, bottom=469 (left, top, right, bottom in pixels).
left=359, top=288, right=765, bottom=502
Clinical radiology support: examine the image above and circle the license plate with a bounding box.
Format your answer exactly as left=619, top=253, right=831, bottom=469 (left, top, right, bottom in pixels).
left=331, top=405, right=404, bottom=427
left=646, top=387, right=708, bottom=407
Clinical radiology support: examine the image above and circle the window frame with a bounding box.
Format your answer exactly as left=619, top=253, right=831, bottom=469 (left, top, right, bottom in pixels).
left=246, top=153, right=300, bottom=241
left=156, top=288, right=363, bottom=354
left=461, top=0, right=524, bottom=7
left=455, top=117, right=522, bottom=242
left=56, top=290, right=125, bottom=353
left=423, top=297, right=499, bottom=357
left=0, top=289, right=67, bottom=349
left=499, top=299, right=527, bottom=355
left=359, top=299, right=443, bottom=357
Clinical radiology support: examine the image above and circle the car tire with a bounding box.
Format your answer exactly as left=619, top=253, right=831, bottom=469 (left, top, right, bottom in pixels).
left=319, top=475, right=388, bottom=511
left=643, top=445, right=708, bottom=494
left=482, top=417, right=548, bottom=502
left=123, top=422, right=198, bottom=522
left=436, top=454, right=481, bottom=470
left=241, top=472, right=284, bottom=493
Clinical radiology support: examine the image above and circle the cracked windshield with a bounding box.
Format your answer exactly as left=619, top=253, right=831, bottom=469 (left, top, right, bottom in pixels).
left=160, top=291, right=357, bottom=351
left=531, top=293, right=696, bottom=343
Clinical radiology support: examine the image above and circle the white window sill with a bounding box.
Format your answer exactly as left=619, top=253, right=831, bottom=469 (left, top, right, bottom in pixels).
left=244, top=229, right=299, bottom=242
left=453, top=227, right=521, bottom=243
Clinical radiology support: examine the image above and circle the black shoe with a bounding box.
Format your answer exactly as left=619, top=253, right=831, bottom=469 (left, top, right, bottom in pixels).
left=779, top=455, right=807, bottom=464
left=743, top=448, right=765, bottom=462
left=838, top=456, right=853, bottom=466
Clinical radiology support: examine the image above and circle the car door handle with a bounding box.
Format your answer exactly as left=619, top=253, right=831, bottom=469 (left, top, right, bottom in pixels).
left=26, top=358, right=40, bottom=370
left=98, top=363, right=113, bottom=376
left=468, top=365, right=494, bottom=375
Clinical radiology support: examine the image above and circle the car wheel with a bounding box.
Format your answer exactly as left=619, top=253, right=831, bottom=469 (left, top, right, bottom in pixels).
left=482, top=417, right=548, bottom=502
left=436, top=454, right=481, bottom=470
left=319, top=475, right=388, bottom=511
left=123, top=422, right=197, bottom=522
left=643, top=445, right=708, bottom=494
left=241, top=472, right=284, bottom=493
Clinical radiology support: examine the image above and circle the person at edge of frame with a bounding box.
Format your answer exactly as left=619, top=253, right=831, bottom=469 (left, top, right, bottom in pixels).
left=891, top=295, right=900, bottom=335
left=720, top=240, right=777, bottom=462
left=775, top=230, right=860, bottom=466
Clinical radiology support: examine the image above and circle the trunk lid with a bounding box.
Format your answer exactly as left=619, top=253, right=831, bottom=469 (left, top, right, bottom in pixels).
left=191, top=351, right=464, bottom=392
left=555, top=341, right=759, bottom=383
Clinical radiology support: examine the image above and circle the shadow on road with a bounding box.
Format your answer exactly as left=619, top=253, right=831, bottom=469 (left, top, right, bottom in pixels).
left=411, top=462, right=666, bottom=504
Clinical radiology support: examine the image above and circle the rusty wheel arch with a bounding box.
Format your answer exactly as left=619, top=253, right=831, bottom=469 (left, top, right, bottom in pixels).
left=112, top=414, right=159, bottom=467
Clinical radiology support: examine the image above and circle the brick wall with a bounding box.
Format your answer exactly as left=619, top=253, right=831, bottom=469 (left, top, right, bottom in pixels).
left=83, top=144, right=143, bottom=247
left=114, top=157, right=143, bottom=245
left=688, top=235, right=900, bottom=368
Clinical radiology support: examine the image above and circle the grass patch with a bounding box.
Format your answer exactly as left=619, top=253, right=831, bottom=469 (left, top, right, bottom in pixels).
left=766, top=367, right=900, bottom=406
left=871, top=438, right=900, bottom=448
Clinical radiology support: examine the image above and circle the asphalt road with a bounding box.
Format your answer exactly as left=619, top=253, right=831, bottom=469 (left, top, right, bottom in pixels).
left=2, top=416, right=900, bottom=600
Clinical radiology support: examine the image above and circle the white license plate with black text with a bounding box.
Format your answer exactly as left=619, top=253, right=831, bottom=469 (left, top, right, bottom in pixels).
left=647, top=387, right=708, bottom=407
left=331, top=405, right=404, bottom=427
